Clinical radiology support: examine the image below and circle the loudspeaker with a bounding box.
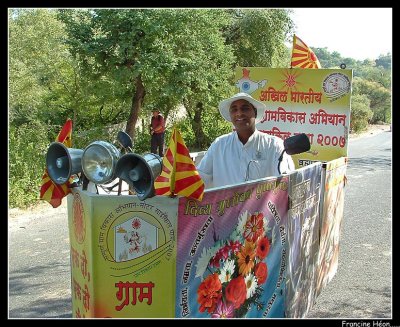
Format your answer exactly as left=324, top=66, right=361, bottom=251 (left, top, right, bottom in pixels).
left=115, top=153, right=163, bottom=201
left=46, top=142, right=84, bottom=185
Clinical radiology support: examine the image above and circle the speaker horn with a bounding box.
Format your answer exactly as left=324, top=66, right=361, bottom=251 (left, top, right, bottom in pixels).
left=46, top=142, right=83, bottom=185
left=115, top=153, right=162, bottom=201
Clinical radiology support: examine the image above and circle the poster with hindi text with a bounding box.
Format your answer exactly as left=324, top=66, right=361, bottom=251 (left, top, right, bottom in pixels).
left=175, top=176, right=289, bottom=318
left=68, top=190, right=178, bottom=318
left=286, top=162, right=322, bottom=318
left=234, top=67, right=352, bottom=168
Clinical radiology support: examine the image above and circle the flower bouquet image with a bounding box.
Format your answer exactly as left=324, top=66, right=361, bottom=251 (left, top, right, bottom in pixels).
left=195, top=210, right=272, bottom=318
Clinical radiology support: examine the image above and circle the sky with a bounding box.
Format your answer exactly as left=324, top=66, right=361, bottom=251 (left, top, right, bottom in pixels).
left=288, top=8, right=392, bottom=61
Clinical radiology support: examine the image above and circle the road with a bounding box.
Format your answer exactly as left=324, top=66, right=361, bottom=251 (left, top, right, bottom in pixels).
left=8, top=129, right=392, bottom=319
left=307, top=130, right=392, bottom=319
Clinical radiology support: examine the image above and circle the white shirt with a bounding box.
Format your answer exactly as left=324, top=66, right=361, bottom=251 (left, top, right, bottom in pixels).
left=197, top=130, right=295, bottom=189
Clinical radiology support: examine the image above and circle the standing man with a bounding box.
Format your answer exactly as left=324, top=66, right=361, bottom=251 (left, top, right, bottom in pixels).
left=150, top=109, right=165, bottom=157
left=197, top=92, right=295, bottom=188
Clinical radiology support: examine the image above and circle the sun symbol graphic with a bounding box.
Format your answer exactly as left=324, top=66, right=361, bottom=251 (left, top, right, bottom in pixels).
left=278, top=69, right=304, bottom=93
left=132, top=218, right=141, bottom=229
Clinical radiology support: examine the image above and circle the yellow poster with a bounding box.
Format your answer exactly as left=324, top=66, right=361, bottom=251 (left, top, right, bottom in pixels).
left=234, top=67, right=353, bottom=168
left=67, top=190, right=178, bottom=318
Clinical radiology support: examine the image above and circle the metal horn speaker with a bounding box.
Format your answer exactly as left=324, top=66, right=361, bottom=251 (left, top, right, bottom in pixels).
left=46, top=142, right=83, bottom=185
left=115, top=153, right=162, bottom=201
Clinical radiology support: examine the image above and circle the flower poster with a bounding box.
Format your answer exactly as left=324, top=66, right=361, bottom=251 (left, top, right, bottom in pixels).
left=175, top=176, right=289, bottom=318
left=286, top=162, right=322, bottom=318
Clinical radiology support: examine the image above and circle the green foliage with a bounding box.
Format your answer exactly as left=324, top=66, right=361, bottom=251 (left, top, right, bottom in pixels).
left=226, top=9, right=294, bottom=68
left=9, top=122, right=51, bottom=208
left=350, top=94, right=373, bottom=133
left=352, top=77, right=391, bottom=123
left=172, top=109, right=232, bottom=152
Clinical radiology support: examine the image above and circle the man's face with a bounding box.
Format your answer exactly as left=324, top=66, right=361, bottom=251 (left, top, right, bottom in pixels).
left=228, top=99, right=256, bottom=131
left=152, top=110, right=159, bottom=117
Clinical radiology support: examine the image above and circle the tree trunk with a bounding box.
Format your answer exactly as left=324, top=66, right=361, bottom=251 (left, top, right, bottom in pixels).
left=191, top=102, right=207, bottom=150
left=125, top=74, right=145, bottom=141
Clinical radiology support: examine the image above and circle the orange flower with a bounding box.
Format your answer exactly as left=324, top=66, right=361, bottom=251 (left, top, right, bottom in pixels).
left=197, top=273, right=222, bottom=313
left=237, top=241, right=256, bottom=276
left=254, top=262, right=268, bottom=284
left=225, top=276, right=247, bottom=309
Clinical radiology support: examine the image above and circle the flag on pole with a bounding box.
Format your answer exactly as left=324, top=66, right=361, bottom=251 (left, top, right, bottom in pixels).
left=154, top=127, right=205, bottom=201
left=39, top=119, right=73, bottom=208
left=291, top=34, right=321, bottom=69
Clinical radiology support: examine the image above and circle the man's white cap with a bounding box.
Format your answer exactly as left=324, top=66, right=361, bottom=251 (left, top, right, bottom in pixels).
left=218, top=92, right=266, bottom=124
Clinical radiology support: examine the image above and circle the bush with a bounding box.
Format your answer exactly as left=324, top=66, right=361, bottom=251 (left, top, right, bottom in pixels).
left=9, top=121, right=51, bottom=208
left=350, top=94, right=373, bottom=133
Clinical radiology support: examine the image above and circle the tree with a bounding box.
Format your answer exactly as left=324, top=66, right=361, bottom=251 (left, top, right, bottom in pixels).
left=225, top=9, right=294, bottom=68
left=352, top=77, right=391, bottom=123
left=59, top=9, right=234, bottom=148
left=350, top=94, right=373, bottom=132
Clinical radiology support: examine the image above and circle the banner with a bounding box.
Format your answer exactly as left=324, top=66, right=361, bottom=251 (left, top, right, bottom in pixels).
left=315, top=157, right=347, bottom=297
left=175, top=176, right=289, bottom=318
left=286, top=162, right=323, bottom=318
left=234, top=67, right=352, bottom=167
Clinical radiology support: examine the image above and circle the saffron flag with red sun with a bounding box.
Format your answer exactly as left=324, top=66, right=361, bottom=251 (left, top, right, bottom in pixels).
left=291, top=34, right=321, bottom=69
left=154, top=127, right=205, bottom=201
left=39, top=119, right=73, bottom=208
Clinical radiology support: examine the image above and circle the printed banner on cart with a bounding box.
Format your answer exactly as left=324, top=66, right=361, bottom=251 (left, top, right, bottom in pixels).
left=315, top=157, right=347, bottom=298
left=286, top=162, right=323, bottom=318
left=175, top=176, right=289, bottom=318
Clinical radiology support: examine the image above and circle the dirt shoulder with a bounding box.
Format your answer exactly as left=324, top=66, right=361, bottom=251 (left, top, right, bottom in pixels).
left=349, top=124, right=390, bottom=140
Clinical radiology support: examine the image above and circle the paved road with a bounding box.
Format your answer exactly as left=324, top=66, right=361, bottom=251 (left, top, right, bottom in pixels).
left=307, top=130, right=392, bottom=319
left=8, top=130, right=392, bottom=319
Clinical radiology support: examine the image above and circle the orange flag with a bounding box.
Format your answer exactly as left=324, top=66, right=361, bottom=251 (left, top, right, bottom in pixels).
left=39, top=119, right=73, bottom=208
left=154, top=128, right=205, bottom=201
left=291, top=34, right=321, bottom=69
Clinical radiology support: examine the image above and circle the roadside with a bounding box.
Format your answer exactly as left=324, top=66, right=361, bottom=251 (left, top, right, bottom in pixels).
left=349, top=123, right=390, bottom=140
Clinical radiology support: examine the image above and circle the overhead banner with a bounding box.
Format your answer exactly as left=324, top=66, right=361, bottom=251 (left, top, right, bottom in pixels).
left=175, top=176, right=289, bottom=318
left=234, top=67, right=353, bottom=167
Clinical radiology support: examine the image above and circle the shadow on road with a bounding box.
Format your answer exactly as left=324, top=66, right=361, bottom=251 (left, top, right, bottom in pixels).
left=9, top=262, right=72, bottom=318
left=347, top=156, right=391, bottom=171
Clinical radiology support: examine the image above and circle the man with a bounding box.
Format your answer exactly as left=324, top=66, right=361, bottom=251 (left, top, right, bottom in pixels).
left=150, top=109, right=165, bottom=157
left=197, top=92, right=294, bottom=188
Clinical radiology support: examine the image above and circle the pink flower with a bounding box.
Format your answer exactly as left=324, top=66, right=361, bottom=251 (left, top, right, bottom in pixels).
left=211, top=300, right=235, bottom=318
